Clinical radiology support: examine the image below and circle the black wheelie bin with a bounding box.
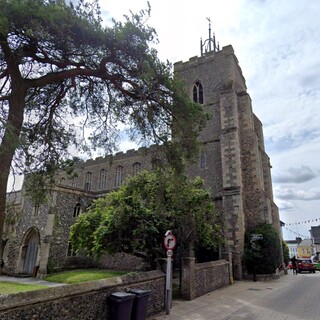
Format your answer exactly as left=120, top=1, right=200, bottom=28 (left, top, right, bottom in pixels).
left=110, top=291, right=135, bottom=320
left=129, top=289, right=151, bottom=320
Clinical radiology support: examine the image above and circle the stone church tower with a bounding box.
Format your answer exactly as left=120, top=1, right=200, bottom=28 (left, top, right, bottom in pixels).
left=175, top=32, right=280, bottom=279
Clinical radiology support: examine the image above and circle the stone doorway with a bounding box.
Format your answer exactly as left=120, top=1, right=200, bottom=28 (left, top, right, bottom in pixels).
left=20, top=228, right=40, bottom=275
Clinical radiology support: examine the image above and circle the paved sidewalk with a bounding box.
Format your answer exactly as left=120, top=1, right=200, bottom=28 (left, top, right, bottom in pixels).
left=149, top=274, right=297, bottom=320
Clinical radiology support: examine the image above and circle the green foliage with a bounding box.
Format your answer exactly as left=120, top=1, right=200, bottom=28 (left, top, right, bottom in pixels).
left=45, top=269, right=126, bottom=284
left=4, top=203, right=20, bottom=226
left=70, top=170, right=223, bottom=267
left=0, top=0, right=207, bottom=243
left=46, top=258, right=55, bottom=274
left=59, top=157, right=83, bottom=178
left=24, top=172, right=53, bottom=206
left=23, top=157, right=82, bottom=206
left=70, top=203, right=104, bottom=256
left=282, top=240, right=290, bottom=266
left=243, top=224, right=282, bottom=275
left=0, top=0, right=205, bottom=175
left=0, top=281, right=48, bottom=295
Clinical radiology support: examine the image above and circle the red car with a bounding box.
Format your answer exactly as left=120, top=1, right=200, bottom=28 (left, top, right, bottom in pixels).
left=287, top=262, right=293, bottom=269
left=297, top=259, right=315, bottom=273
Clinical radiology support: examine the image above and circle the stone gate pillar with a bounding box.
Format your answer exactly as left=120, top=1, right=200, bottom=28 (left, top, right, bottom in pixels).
left=222, top=251, right=234, bottom=284
left=181, top=257, right=196, bottom=300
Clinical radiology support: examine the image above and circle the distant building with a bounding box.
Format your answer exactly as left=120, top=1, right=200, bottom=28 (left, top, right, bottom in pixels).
left=310, top=226, right=320, bottom=260
left=297, top=239, right=313, bottom=258
left=286, top=237, right=301, bottom=258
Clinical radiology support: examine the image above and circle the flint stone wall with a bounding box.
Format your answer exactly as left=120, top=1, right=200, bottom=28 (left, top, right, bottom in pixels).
left=0, top=270, right=165, bottom=320
left=195, top=260, right=230, bottom=298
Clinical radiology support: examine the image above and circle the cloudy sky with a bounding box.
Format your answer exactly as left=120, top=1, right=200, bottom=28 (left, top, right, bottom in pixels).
left=7, top=0, right=319, bottom=240
left=100, top=0, right=320, bottom=240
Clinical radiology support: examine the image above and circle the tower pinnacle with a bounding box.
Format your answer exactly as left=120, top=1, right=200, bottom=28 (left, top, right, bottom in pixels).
left=200, top=18, right=220, bottom=56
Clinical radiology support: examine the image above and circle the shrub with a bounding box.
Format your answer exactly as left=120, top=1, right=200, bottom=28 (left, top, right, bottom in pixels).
left=243, top=223, right=282, bottom=274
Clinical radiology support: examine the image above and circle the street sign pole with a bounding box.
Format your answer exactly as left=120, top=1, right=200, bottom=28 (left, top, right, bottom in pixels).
left=250, top=234, right=263, bottom=282
left=164, top=231, right=176, bottom=315
left=165, top=252, right=172, bottom=315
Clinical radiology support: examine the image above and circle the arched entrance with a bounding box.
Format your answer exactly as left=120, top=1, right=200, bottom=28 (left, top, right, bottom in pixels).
left=20, top=228, right=40, bottom=275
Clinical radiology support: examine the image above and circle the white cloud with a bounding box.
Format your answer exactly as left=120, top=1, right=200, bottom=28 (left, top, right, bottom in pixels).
left=8, top=0, right=320, bottom=240
left=273, top=165, right=317, bottom=184
left=275, top=186, right=320, bottom=201
left=276, top=199, right=294, bottom=212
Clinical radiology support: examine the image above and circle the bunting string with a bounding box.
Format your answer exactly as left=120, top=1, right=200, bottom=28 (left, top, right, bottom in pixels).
left=284, top=218, right=320, bottom=226
left=283, top=226, right=308, bottom=238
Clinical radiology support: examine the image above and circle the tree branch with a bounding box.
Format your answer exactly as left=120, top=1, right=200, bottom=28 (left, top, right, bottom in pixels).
left=25, top=67, right=102, bottom=88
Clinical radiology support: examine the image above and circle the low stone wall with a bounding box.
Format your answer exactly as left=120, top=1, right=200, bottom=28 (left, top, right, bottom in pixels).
left=98, top=252, right=147, bottom=271
left=195, top=260, right=230, bottom=297
left=243, top=268, right=286, bottom=281
left=0, top=270, right=165, bottom=320
left=182, top=258, right=230, bottom=300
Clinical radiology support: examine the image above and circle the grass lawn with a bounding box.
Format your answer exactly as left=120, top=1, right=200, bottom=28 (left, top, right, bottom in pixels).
left=0, top=282, right=48, bottom=295
left=44, top=269, right=127, bottom=284
left=0, top=269, right=127, bottom=295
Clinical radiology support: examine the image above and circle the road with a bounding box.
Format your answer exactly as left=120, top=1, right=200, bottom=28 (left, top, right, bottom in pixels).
left=232, top=272, right=320, bottom=319
left=151, top=271, right=320, bottom=320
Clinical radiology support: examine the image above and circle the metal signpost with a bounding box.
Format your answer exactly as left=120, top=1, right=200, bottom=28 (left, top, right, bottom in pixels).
left=250, top=234, right=263, bottom=282
left=163, top=230, right=176, bottom=315
left=250, top=233, right=263, bottom=241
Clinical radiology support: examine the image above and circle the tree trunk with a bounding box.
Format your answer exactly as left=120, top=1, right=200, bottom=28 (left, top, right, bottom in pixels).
left=0, top=79, right=26, bottom=243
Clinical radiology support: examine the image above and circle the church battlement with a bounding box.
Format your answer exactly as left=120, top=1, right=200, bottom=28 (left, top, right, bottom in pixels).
left=174, top=45, right=235, bottom=70
left=81, top=144, right=159, bottom=166
left=53, top=143, right=167, bottom=195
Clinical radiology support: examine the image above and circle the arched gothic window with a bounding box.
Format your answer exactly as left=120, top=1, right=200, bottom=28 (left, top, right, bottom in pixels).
left=67, top=241, right=77, bottom=257
left=73, top=203, right=81, bottom=217
left=200, top=150, right=206, bottom=169
left=98, top=169, right=107, bottom=189
left=115, top=166, right=123, bottom=187
left=132, top=162, right=141, bottom=176
left=33, top=205, right=40, bottom=216
left=71, top=177, right=77, bottom=188
left=193, top=81, right=204, bottom=104
left=152, top=158, right=162, bottom=170
left=84, top=172, right=92, bottom=191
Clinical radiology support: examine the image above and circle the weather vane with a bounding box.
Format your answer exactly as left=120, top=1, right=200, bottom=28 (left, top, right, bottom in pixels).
left=200, top=17, right=220, bottom=56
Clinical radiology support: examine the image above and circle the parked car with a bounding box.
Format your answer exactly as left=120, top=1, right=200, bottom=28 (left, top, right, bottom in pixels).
left=297, top=259, right=315, bottom=273
left=312, top=260, right=320, bottom=271
left=287, top=262, right=293, bottom=269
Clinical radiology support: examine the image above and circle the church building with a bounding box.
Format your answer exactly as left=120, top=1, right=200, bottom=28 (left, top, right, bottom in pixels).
left=2, top=28, right=280, bottom=280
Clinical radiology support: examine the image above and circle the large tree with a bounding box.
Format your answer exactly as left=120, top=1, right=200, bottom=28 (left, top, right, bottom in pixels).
left=0, top=1, right=206, bottom=242
left=70, top=170, right=223, bottom=268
